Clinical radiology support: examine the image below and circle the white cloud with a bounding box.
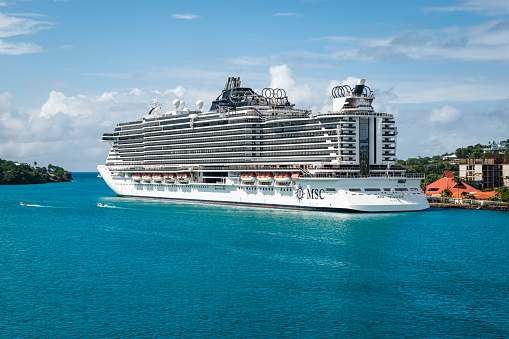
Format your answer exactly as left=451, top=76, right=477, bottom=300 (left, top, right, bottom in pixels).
left=0, top=12, right=53, bottom=38
left=424, top=0, right=509, bottom=15
left=268, top=64, right=360, bottom=113
left=163, top=85, right=186, bottom=97
left=0, top=11, right=53, bottom=55
left=172, top=13, right=199, bottom=20
left=429, top=105, right=461, bottom=124
left=0, top=85, right=212, bottom=170
left=40, top=90, right=67, bottom=118
left=274, top=13, right=302, bottom=17
left=0, top=39, right=42, bottom=54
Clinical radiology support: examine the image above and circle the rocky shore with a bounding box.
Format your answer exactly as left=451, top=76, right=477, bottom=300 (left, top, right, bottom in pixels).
left=429, top=202, right=509, bottom=211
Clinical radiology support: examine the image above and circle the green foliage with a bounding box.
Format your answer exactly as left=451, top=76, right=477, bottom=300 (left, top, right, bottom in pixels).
left=0, top=158, right=72, bottom=185
left=494, top=186, right=509, bottom=202
left=454, top=143, right=484, bottom=159
left=398, top=156, right=459, bottom=177
left=461, top=192, right=476, bottom=199
left=420, top=173, right=440, bottom=191
left=441, top=188, right=452, bottom=197
left=400, top=139, right=508, bottom=190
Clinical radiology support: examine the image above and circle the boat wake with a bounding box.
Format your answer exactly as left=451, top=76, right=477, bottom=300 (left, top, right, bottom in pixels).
left=97, top=202, right=123, bottom=208
left=20, top=202, right=46, bottom=207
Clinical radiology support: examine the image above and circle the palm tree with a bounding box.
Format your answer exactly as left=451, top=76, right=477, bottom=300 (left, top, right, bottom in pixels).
left=441, top=188, right=452, bottom=198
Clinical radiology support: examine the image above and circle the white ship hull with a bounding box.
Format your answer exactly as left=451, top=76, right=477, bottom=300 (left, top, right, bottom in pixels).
left=98, top=166, right=429, bottom=212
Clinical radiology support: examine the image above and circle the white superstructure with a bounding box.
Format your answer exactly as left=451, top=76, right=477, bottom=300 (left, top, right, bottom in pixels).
left=98, top=77, right=429, bottom=212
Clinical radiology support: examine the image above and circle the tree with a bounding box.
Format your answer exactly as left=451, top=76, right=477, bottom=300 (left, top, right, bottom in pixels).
left=441, top=188, right=452, bottom=197
left=420, top=173, right=440, bottom=191
left=495, top=186, right=509, bottom=202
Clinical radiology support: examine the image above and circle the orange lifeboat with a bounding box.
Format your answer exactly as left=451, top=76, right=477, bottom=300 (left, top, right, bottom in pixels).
left=152, top=173, right=163, bottom=182
left=241, top=173, right=256, bottom=183
left=132, top=173, right=142, bottom=182
left=274, top=173, right=291, bottom=184
left=164, top=173, right=176, bottom=183
left=177, top=173, right=191, bottom=183
left=142, top=173, right=152, bottom=182
left=291, top=172, right=302, bottom=178
left=257, top=173, right=274, bottom=183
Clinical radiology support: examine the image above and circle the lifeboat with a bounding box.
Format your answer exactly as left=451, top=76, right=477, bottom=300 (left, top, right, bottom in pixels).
left=152, top=173, right=163, bottom=182
left=164, top=173, right=176, bottom=183
left=291, top=172, right=302, bottom=178
left=142, top=173, right=152, bottom=182
left=132, top=173, right=142, bottom=182
left=241, top=173, right=256, bottom=183
left=257, top=173, right=274, bottom=183
left=177, top=173, right=191, bottom=183
left=274, top=173, right=291, bottom=184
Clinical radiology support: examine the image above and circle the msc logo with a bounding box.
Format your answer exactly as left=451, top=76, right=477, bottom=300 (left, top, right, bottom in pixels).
left=295, top=185, right=325, bottom=201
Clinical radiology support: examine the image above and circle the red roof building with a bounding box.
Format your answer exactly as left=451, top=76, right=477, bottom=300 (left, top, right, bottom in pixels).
left=425, top=171, right=480, bottom=197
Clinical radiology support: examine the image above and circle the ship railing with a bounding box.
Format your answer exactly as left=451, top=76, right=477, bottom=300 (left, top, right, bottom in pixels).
left=323, top=111, right=392, bottom=117
left=300, top=172, right=425, bottom=179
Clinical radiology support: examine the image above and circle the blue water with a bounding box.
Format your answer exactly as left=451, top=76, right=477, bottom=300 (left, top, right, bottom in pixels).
left=1, top=173, right=508, bottom=338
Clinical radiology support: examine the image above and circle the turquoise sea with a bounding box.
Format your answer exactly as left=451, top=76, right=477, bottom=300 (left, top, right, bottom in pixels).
left=1, top=172, right=508, bottom=338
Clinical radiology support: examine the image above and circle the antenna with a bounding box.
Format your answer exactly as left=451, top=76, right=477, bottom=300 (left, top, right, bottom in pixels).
left=173, top=99, right=180, bottom=110
left=148, top=99, right=162, bottom=115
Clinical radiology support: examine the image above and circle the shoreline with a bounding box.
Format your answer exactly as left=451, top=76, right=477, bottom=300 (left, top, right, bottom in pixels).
left=429, top=202, right=509, bottom=211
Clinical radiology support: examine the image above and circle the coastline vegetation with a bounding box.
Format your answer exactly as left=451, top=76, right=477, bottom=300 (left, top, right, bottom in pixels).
left=397, top=140, right=509, bottom=192
left=0, top=158, right=72, bottom=185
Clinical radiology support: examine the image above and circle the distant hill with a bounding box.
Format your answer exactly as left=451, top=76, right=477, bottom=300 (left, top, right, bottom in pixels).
left=0, top=159, right=72, bottom=185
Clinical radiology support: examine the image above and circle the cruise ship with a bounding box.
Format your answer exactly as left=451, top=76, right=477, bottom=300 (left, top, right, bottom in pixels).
left=98, top=77, right=429, bottom=212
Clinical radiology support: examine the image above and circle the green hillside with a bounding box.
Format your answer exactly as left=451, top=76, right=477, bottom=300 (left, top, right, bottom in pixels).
left=0, top=159, right=72, bottom=185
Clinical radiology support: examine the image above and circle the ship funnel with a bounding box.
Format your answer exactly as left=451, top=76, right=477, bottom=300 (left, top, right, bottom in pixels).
left=224, top=77, right=242, bottom=90
left=352, top=79, right=366, bottom=95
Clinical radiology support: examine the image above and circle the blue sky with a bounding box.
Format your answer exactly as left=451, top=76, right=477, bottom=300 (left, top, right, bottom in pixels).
left=1, top=0, right=509, bottom=171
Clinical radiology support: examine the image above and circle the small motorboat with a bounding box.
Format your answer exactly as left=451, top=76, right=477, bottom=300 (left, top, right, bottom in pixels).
left=97, top=202, right=110, bottom=207
left=20, top=202, right=28, bottom=206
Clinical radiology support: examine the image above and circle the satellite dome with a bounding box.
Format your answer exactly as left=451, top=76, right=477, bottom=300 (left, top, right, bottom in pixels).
left=196, top=100, right=204, bottom=110
left=173, top=99, right=180, bottom=109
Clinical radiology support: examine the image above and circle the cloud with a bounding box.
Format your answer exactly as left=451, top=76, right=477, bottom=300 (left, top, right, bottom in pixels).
left=0, top=39, right=42, bottom=54
left=424, top=0, right=509, bottom=15
left=360, top=46, right=411, bottom=63
left=429, top=105, right=462, bottom=124
left=268, top=64, right=360, bottom=113
left=0, top=12, right=53, bottom=38
left=172, top=13, right=199, bottom=20
left=0, top=84, right=211, bottom=170
left=274, top=12, right=302, bottom=17
left=228, top=15, right=509, bottom=67
left=0, top=11, right=53, bottom=55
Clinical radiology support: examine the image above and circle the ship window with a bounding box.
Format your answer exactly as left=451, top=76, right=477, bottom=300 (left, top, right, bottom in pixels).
left=383, top=188, right=392, bottom=191
left=395, top=188, right=408, bottom=191
left=427, top=188, right=439, bottom=191
left=325, top=188, right=336, bottom=192
left=364, top=188, right=381, bottom=191
left=349, top=188, right=361, bottom=192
